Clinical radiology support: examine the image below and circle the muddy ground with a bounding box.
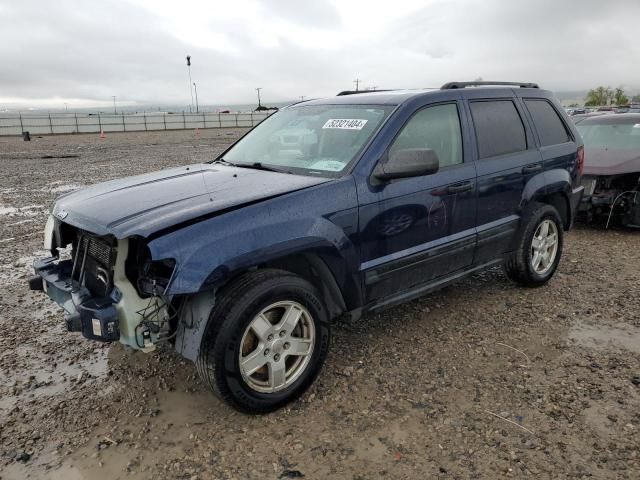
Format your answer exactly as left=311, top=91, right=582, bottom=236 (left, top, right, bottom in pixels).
left=0, top=129, right=639, bottom=480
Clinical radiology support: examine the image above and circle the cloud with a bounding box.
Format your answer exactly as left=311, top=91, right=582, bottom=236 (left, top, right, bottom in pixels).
left=1, top=0, right=640, bottom=109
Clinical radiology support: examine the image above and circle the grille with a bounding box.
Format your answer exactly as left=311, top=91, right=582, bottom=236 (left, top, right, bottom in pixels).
left=74, top=234, right=115, bottom=297
left=84, top=237, right=113, bottom=266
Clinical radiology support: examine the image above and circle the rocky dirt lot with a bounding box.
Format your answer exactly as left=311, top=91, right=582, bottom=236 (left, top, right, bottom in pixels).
left=0, top=129, right=639, bottom=480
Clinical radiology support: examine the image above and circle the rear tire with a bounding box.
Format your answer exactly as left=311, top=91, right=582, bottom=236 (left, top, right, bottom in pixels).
left=503, top=202, right=564, bottom=287
left=196, top=269, right=330, bottom=413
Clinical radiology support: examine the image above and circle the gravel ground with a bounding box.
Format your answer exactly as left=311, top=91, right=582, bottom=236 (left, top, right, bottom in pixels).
left=0, top=129, right=639, bottom=480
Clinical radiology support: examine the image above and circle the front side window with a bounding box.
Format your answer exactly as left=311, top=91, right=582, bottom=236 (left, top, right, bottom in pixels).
left=524, top=99, right=571, bottom=146
left=388, top=103, right=463, bottom=169
left=470, top=100, right=527, bottom=159
left=221, top=104, right=393, bottom=177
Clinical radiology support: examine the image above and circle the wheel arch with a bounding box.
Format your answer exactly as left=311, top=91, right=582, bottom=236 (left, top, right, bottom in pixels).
left=522, top=169, right=572, bottom=230
left=173, top=245, right=360, bottom=362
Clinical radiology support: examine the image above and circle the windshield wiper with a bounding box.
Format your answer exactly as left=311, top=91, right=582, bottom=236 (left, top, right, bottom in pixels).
left=234, top=162, right=291, bottom=174
left=212, top=158, right=237, bottom=167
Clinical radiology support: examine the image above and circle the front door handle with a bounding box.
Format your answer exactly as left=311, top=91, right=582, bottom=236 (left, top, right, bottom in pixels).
left=446, top=181, right=473, bottom=194
left=522, top=163, right=543, bottom=174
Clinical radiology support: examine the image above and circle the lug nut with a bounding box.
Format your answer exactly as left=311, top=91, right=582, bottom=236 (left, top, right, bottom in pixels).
left=283, top=342, right=290, bottom=350
left=267, top=334, right=274, bottom=341
left=264, top=349, right=270, bottom=356
left=279, top=330, right=286, bottom=337
left=274, top=354, right=281, bottom=361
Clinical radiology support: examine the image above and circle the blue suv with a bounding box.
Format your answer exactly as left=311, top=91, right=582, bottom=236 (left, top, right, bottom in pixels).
left=30, top=81, right=584, bottom=412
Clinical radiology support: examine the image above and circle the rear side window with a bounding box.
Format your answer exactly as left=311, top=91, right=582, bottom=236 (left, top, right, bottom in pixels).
left=470, top=100, right=527, bottom=159
left=524, top=99, right=572, bottom=146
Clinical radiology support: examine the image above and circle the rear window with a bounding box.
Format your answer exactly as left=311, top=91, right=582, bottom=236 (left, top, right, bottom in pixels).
left=470, top=100, right=527, bottom=159
left=525, top=99, right=571, bottom=146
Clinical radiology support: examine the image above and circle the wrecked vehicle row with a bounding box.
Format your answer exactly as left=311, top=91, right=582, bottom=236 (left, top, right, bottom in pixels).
left=576, top=114, right=640, bottom=228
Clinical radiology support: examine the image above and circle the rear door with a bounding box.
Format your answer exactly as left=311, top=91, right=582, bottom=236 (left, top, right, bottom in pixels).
left=462, top=92, right=541, bottom=263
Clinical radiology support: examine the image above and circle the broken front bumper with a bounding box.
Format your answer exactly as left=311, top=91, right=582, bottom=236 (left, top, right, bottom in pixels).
left=29, top=257, right=120, bottom=342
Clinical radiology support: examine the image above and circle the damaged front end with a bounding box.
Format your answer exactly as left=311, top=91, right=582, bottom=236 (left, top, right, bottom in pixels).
left=579, top=173, right=640, bottom=228
left=29, top=216, right=179, bottom=351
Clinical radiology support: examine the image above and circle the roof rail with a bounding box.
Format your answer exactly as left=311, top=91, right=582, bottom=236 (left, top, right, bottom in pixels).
left=441, top=81, right=539, bottom=90
left=336, top=89, right=392, bottom=96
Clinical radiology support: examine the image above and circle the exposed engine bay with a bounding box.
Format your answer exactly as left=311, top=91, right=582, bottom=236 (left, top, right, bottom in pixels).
left=29, top=217, right=180, bottom=350
left=579, top=173, right=640, bottom=228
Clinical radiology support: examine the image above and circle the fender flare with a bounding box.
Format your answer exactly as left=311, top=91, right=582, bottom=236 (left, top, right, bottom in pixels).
left=521, top=168, right=572, bottom=227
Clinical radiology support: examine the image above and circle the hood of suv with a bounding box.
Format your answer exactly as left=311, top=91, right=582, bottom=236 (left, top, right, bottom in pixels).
left=52, top=164, right=329, bottom=238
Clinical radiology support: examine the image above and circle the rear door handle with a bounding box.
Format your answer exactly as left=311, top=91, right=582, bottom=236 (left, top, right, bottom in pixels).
left=446, top=181, right=473, bottom=194
left=522, top=163, right=543, bottom=174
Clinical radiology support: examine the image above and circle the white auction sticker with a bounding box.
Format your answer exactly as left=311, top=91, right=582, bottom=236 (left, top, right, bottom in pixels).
left=322, top=119, right=368, bottom=130
left=92, top=318, right=102, bottom=336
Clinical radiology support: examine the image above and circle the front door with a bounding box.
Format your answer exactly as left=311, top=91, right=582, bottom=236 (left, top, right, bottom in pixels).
left=358, top=101, right=477, bottom=303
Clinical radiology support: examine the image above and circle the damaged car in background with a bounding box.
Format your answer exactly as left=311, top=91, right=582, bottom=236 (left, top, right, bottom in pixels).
left=30, top=82, right=584, bottom=413
left=576, top=114, right=640, bottom=228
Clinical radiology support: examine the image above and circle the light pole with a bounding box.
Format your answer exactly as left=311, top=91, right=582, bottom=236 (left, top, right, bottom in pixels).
left=112, top=96, right=117, bottom=115
left=186, top=55, right=194, bottom=113
left=193, top=83, right=199, bottom=113
left=256, top=87, right=262, bottom=109
left=64, top=103, right=68, bottom=112
left=353, top=78, right=361, bottom=92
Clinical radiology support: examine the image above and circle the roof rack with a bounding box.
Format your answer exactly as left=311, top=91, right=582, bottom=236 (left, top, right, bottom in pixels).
left=441, top=81, right=539, bottom=90
left=336, top=90, right=393, bottom=96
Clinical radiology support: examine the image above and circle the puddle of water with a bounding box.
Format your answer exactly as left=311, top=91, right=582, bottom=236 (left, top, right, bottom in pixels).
left=0, top=251, right=49, bottom=289
left=568, top=320, right=640, bottom=353
left=0, top=450, right=84, bottom=480
left=46, top=184, right=83, bottom=194
left=0, top=301, right=111, bottom=413
left=0, top=342, right=110, bottom=412
left=0, top=204, right=44, bottom=216
left=3, top=387, right=218, bottom=480
left=0, top=205, right=18, bottom=215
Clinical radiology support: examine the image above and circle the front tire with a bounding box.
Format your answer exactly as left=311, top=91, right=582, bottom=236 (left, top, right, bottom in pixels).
left=196, top=269, right=330, bottom=413
left=503, top=202, right=564, bottom=287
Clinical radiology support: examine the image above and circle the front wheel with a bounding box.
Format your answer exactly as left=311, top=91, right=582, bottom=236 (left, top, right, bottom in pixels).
left=503, top=203, right=564, bottom=287
left=196, top=269, right=330, bottom=413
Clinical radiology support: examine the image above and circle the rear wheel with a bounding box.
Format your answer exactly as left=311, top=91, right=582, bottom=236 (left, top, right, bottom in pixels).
left=196, top=269, right=330, bottom=413
left=503, top=203, right=564, bottom=287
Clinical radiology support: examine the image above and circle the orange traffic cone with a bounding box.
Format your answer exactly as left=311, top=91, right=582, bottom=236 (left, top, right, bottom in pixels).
left=99, top=130, right=106, bottom=139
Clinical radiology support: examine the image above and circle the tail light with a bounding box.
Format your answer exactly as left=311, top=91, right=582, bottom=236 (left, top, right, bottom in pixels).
left=577, top=145, right=585, bottom=177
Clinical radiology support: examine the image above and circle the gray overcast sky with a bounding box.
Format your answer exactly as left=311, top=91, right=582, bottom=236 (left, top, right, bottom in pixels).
left=2, top=0, right=640, bottom=109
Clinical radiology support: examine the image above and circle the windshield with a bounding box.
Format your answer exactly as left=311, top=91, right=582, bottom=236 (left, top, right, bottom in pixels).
left=219, top=104, right=394, bottom=176
left=577, top=122, right=640, bottom=150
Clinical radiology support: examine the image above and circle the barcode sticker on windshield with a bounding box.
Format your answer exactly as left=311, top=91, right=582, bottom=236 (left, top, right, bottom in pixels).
left=322, top=119, right=368, bottom=130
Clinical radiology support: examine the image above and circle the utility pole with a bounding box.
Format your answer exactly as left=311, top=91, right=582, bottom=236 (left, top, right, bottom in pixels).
left=353, top=78, right=361, bottom=92
left=186, top=55, right=194, bottom=113
left=193, top=83, right=199, bottom=113
left=256, top=88, right=262, bottom=109
left=112, top=96, right=117, bottom=114
left=64, top=103, right=68, bottom=112
left=300, top=96, right=305, bottom=101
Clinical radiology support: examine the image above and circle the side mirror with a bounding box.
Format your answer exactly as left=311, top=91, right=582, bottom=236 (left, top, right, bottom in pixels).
left=373, top=148, right=440, bottom=181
